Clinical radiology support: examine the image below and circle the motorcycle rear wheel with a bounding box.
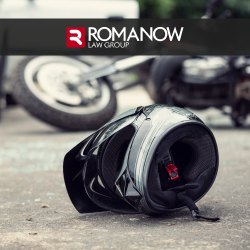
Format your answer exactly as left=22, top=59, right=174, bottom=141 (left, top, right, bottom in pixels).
left=147, top=56, right=190, bottom=105
left=12, top=56, right=117, bottom=131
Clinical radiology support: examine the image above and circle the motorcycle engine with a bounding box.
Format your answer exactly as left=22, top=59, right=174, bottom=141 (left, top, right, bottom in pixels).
left=180, top=56, right=230, bottom=84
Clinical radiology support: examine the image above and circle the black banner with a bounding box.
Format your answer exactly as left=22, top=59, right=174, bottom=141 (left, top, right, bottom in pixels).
left=0, top=19, right=250, bottom=55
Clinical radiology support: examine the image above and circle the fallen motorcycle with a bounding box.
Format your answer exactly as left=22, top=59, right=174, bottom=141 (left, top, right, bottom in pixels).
left=11, top=55, right=250, bottom=130
left=11, top=0, right=250, bottom=129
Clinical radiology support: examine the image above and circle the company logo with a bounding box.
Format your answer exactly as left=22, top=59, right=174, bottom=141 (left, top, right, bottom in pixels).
left=66, top=27, right=184, bottom=49
left=66, top=27, right=85, bottom=47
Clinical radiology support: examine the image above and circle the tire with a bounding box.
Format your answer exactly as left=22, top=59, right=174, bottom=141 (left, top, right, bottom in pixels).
left=12, top=56, right=117, bottom=131
left=147, top=56, right=191, bottom=104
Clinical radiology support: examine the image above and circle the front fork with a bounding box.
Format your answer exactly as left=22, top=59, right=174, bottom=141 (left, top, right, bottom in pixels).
left=77, top=56, right=156, bottom=86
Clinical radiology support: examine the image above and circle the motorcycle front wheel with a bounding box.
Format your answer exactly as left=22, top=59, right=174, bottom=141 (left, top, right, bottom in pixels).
left=12, top=56, right=117, bottom=131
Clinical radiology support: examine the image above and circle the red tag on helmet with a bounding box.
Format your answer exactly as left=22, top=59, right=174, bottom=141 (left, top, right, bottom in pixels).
left=165, top=164, right=179, bottom=181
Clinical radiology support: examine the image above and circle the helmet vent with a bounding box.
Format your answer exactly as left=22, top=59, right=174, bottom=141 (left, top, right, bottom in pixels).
left=101, top=125, right=135, bottom=191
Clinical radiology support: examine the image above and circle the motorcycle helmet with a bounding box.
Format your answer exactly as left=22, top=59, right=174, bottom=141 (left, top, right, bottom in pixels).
left=63, top=104, right=219, bottom=221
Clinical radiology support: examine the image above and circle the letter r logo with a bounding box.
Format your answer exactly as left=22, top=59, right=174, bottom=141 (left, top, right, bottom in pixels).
left=66, top=27, right=85, bottom=47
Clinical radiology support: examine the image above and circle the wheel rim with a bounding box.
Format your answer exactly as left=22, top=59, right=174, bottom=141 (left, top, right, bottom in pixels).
left=24, top=56, right=111, bottom=114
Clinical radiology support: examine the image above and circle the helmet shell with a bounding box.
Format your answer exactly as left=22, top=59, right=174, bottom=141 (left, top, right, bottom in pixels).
left=63, top=105, right=219, bottom=215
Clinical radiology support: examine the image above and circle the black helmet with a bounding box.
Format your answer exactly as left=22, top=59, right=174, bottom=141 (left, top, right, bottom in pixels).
left=63, top=105, right=219, bottom=221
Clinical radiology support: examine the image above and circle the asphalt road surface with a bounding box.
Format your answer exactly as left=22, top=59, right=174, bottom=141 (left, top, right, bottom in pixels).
left=0, top=86, right=250, bottom=250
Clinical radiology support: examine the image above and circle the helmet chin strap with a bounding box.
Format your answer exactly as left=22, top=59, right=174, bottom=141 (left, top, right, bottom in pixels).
left=170, top=184, right=220, bottom=222
left=158, top=149, right=219, bottom=222
left=191, top=210, right=220, bottom=222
